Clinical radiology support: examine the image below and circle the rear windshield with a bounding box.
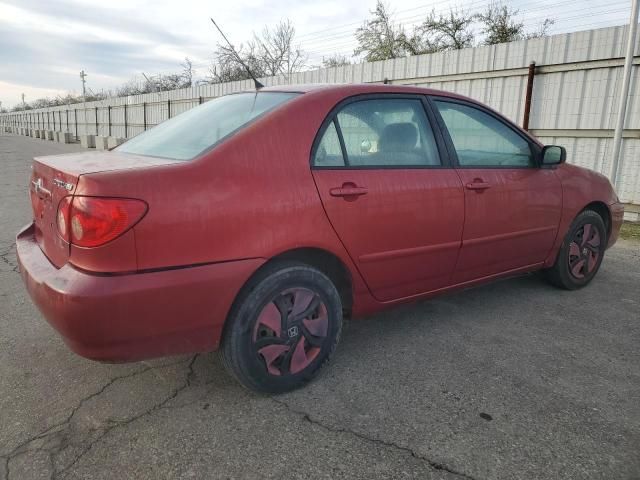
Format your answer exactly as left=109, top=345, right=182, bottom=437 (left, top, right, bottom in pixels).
left=116, top=92, right=299, bottom=160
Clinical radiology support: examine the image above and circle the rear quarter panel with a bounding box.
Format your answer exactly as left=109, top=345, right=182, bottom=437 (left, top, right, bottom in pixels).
left=76, top=90, right=371, bottom=299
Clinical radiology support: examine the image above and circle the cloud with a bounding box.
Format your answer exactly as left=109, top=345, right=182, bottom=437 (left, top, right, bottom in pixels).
left=1, top=0, right=627, bottom=108
left=0, top=0, right=366, bottom=106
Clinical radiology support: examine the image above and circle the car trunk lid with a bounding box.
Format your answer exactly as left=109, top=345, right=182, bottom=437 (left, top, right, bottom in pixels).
left=29, top=151, right=181, bottom=268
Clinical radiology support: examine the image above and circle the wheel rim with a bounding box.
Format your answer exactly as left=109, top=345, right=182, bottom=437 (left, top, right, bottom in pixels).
left=253, top=288, right=329, bottom=376
left=568, top=223, right=601, bottom=279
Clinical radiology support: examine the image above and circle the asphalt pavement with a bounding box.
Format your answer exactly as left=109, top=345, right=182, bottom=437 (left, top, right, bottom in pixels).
left=1, top=132, right=639, bottom=479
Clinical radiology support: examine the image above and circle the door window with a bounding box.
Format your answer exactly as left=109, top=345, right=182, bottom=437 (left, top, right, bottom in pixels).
left=313, top=98, right=441, bottom=167
left=434, top=101, right=533, bottom=167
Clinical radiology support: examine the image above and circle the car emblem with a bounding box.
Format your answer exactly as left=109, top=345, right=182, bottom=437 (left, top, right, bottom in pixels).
left=32, top=177, right=43, bottom=193
left=53, top=178, right=74, bottom=191
left=31, top=178, right=51, bottom=199
left=287, top=326, right=299, bottom=338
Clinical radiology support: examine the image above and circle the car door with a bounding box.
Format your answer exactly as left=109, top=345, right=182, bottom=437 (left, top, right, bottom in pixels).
left=311, top=95, right=465, bottom=301
left=430, top=97, right=562, bottom=284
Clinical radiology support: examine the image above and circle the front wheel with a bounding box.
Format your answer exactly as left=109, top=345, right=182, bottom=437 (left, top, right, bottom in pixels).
left=220, top=262, right=343, bottom=394
left=544, top=209, right=607, bottom=290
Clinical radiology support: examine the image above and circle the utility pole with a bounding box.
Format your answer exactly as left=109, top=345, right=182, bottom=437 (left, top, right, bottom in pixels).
left=21, top=93, right=25, bottom=110
left=610, top=0, right=639, bottom=188
left=80, top=70, right=87, bottom=102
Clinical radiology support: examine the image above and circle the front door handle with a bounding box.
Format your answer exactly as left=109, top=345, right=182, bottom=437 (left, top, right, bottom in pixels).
left=329, top=184, right=368, bottom=197
left=465, top=181, right=491, bottom=191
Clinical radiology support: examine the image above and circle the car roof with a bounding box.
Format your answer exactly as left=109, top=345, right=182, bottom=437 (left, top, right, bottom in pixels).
left=259, top=83, right=473, bottom=102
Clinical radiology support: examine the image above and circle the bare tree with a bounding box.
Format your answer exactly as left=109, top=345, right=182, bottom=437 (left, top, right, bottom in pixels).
left=354, top=1, right=409, bottom=61
left=208, top=19, right=306, bottom=83
left=417, top=9, right=475, bottom=51
left=322, top=54, right=352, bottom=68
left=181, top=57, right=195, bottom=87
left=209, top=40, right=262, bottom=83
left=526, top=19, right=555, bottom=39
left=258, top=19, right=306, bottom=76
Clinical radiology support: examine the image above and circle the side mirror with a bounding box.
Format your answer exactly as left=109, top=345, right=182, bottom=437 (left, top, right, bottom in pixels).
left=541, top=145, right=566, bottom=165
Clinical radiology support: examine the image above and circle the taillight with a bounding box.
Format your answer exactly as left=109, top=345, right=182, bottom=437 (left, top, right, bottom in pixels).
left=56, top=196, right=147, bottom=248
left=57, top=196, right=72, bottom=242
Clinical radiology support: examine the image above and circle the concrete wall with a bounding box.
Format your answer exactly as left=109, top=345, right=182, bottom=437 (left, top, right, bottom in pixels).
left=2, top=25, right=639, bottom=204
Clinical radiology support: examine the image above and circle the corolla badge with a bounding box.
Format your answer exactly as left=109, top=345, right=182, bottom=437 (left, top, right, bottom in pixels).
left=53, top=178, right=74, bottom=191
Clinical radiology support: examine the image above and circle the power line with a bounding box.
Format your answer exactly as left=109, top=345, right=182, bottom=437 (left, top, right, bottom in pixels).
left=298, top=0, right=628, bottom=52
left=142, top=1, right=631, bottom=78
left=301, top=3, right=629, bottom=61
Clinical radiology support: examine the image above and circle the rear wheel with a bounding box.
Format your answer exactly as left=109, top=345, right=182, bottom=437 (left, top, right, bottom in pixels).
left=221, top=262, right=342, bottom=394
left=544, top=209, right=607, bottom=290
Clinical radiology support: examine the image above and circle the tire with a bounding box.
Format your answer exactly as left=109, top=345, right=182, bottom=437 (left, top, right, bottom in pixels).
left=544, top=209, right=607, bottom=290
left=220, top=261, right=343, bottom=394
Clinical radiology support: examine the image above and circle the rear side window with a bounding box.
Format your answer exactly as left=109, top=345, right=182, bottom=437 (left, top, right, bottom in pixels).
left=117, top=92, right=299, bottom=161
left=313, top=98, right=441, bottom=168
left=314, top=121, right=345, bottom=167
left=434, top=101, right=532, bottom=167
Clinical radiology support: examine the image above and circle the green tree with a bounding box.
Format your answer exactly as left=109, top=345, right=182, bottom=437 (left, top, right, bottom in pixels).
left=477, top=3, right=554, bottom=45
left=417, top=9, right=475, bottom=51
left=477, top=3, right=524, bottom=45
left=354, top=1, right=409, bottom=61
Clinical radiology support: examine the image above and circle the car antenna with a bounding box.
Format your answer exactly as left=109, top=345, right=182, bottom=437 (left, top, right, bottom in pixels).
left=210, top=18, right=264, bottom=90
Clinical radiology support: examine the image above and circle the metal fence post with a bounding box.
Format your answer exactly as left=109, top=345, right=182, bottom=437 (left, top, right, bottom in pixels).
left=108, top=106, right=111, bottom=137
left=95, top=106, right=98, bottom=136
left=167, top=99, right=171, bottom=119
left=523, top=62, right=536, bottom=131
left=124, top=103, right=128, bottom=138
left=143, top=102, right=147, bottom=131
left=74, top=109, right=78, bottom=138
left=610, top=0, right=640, bottom=187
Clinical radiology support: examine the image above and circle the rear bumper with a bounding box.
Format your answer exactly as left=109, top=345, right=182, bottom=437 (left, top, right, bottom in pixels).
left=608, top=202, right=624, bottom=248
left=16, top=223, right=263, bottom=362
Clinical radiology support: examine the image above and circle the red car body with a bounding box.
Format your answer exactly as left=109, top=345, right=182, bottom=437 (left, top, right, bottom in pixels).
left=17, top=84, right=624, bottom=362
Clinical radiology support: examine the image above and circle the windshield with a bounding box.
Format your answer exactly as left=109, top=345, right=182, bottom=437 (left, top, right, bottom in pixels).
left=116, top=92, right=299, bottom=160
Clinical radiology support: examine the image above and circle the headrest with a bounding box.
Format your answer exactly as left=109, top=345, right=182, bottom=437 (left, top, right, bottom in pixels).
left=378, top=123, right=418, bottom=152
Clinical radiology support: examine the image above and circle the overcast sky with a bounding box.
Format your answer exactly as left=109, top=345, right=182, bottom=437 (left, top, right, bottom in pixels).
left=0, top=0, right=632, bottom=108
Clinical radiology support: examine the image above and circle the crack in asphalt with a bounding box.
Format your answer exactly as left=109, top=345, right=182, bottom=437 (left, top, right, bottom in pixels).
left=271, top=397, right=479, bottom=480
left=0, top=242, right=18, bottom=274
left=2, top=355, right=199, bottom=480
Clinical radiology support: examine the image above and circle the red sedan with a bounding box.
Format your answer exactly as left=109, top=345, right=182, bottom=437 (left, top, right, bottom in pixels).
left=17, top=84, right=624, bottom=393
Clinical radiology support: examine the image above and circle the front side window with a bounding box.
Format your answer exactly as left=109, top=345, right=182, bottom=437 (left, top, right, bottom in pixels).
left=313, top=98, right=441, bottom=168
left=117, top=92, right=299, bottom=160
left=434, top=101, right=533, bottom=167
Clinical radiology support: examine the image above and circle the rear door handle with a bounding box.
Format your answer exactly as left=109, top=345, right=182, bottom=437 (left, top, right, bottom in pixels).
left=465, top=181, right=491, bottom=191
left=329, top=186, right=368, bottom=197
